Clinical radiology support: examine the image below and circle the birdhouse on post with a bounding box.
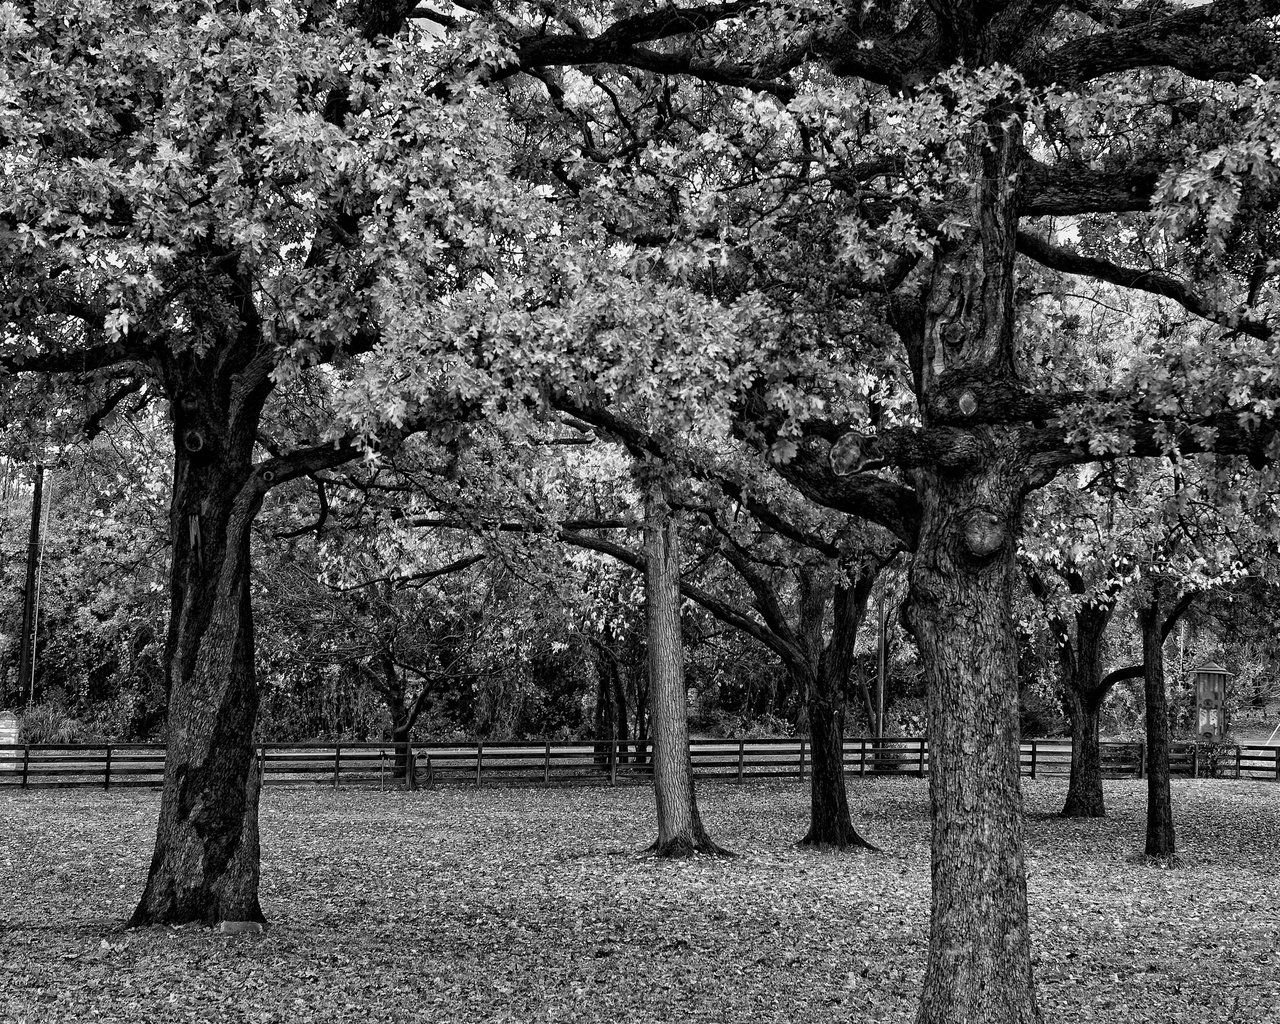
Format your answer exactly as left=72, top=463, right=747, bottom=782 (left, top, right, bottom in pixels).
left=1192, top=663, right=1232, bottom=741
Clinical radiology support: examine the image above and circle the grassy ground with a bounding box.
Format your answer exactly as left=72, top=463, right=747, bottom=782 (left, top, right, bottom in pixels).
left=1, top=777, right=1278, bottom=1023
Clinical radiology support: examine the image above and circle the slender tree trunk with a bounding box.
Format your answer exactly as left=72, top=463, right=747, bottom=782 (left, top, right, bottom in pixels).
left=129, top=353, right=272, bottom=926
left=643, top=481, right=727, bottom=857
left=1140, top=593, right=1175, bottom=858
left=1062, top=688, right=1106, bottom=818
left=17, top=465, right=44, bottom=706
left=910, top=457, right=1039, bottom=1024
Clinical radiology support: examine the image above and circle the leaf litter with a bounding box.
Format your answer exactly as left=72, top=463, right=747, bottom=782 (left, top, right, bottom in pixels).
left=1, top=778, right=1277, bottom=1022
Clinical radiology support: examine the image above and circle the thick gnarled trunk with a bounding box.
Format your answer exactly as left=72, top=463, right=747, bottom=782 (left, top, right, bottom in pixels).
left=907, top=104, right=1040, bottom=1023
left=643, top=482, right=726, bottom=857
left=910, top=456, right=1038, bottom=1024
left=129, top=347, right=274, bottom=928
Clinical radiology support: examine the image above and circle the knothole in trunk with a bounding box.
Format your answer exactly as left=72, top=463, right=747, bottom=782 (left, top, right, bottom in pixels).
left=960, top=507, right=1006, bottom=560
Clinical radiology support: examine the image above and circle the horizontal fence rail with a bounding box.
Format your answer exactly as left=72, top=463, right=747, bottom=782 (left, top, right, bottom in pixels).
left=1, top=738, right=1277, bottom=790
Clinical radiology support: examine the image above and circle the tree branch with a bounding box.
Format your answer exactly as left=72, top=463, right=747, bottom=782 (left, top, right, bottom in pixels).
left=1033, top=0, right=1280, bottom=85
left=1016, top=231, right=1274, bottom=340
left=559, top=528, right=801, bottom=665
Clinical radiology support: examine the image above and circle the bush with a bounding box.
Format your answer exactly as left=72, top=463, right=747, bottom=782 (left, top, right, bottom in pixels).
left=18, top=704, right=96, bottom=745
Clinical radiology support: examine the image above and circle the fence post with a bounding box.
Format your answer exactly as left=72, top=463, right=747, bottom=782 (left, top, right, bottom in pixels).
left=799, top=737, right=806, bottom=780
left=475, top=742, right=483, bottom=787
left=1192, top=743, right=1199, bottom=779
left=543, top=740, right=550, bottom=786
left=737, top=738, right=744, bottom=784
left=333, top=744, right=341, bottom=791
left=1275, top=746, right=1279, bottom=781
left=258, top=744, right=266, bottom=784
left=860, top=738, right=866, bottom=777
left=21, top=745, right=29, bottom=789
left=104, top=745, right=112, bottom=791
left=1030, top=739, right=1037, bottom=780
left=1236, top=745, right=1242, bottom=779
left=380, top=749, right=385, bottom=792
left=1138, top=740, right=1146, bottom=779
left=609, top=740, right=617, bottom=787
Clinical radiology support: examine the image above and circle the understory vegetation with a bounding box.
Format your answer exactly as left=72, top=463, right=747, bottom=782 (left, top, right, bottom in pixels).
left=2, top=778, right=1277, bottom=1023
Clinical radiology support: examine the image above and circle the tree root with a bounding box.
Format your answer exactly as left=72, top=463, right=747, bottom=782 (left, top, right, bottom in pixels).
left=796, top=828, right=881, bottom=853
left=642, top=834, right=736, bottom=859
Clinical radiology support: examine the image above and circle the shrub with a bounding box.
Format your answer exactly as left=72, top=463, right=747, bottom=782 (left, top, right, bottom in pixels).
left=18, top=704, right=95, bottom=745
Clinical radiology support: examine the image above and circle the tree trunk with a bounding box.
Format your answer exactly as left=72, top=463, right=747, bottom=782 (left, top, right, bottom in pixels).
left=910, top=457, right=1039, bottom=1024
left=799, top=576, right=878, bottom=850
left=390, top=719, right=418, bottom=790
left=801, top=683, right=877, bottom=849
left=1059, top=601, right=1113, bottom=818
left=1140, top=593, right=1175, bottom=858
left=643, top=481, right=727, bottom=857
left=369, top=650, right=419, bottom=786
left=1061, top=688, right=1106, bottom=818
left=129, top=354, right=272, bottom=926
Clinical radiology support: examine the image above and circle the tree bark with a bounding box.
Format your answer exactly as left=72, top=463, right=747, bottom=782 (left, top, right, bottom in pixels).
left=390, top=719, right=419, bottom=790
left=799, top=576, right=878, bottom=850
left=129, top=349, right=273, bottom=927
left=1139, top=591, right=1176, bottom=859
left=1054, top=592, right=1116, bottom=818
left=368, top=649, right=418, bottom=786
left=901, top=94, right=1041, bottom=1021
left=1062, top=687, right=1106, bottom=818
left=910, top=455, right=1039, bottom=1024
left=643, top=481, right=728, bottom=857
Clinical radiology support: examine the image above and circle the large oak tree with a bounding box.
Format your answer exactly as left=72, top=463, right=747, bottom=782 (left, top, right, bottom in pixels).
left=422, top=1, right=1280, bottom=1020
left=1, top=1, right=543, bottom=925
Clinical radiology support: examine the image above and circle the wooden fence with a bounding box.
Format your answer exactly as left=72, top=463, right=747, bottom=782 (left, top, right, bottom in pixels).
left=1, top=737, right=1278, bottom=790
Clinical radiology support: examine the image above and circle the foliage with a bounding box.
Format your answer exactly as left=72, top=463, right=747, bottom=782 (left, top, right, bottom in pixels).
left=16, top=702, right=95, bottom=745
left=0, top=438, right=168, bottom=738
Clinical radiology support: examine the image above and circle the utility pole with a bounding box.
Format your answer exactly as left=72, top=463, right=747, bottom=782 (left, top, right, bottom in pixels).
left=875, top=584, right=887, bottom=739
left=17, top=465, right=44, bottom=707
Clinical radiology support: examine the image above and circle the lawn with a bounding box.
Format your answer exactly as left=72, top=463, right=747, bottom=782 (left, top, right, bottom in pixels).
left=2, top=777, right=1278, bottom=1023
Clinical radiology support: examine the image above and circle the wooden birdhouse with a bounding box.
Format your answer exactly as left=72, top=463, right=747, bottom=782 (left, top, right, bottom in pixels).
left=1192, top=663, right=1232, bottom=741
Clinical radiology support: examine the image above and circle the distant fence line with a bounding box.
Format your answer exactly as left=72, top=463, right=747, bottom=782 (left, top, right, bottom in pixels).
left=2, top=737, right=1278, bottom=791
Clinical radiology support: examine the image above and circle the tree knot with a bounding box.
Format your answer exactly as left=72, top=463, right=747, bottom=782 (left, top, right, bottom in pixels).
left=960, top=507, right=1005, bottom=559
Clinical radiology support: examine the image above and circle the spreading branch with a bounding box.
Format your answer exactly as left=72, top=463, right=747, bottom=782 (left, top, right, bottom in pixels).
left=1016, top=232, right=1275, bottom=341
